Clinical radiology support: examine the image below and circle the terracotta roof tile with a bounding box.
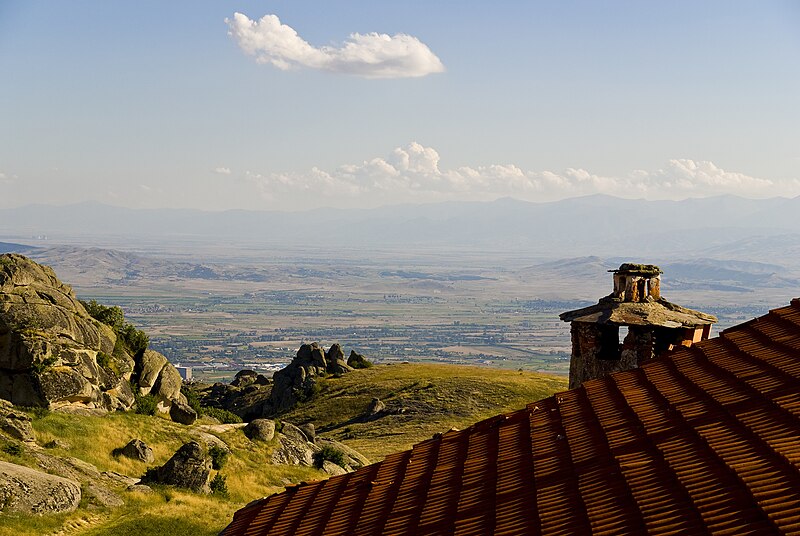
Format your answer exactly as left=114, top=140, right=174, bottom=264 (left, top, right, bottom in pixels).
left=222, top=299, right=800, bottom=536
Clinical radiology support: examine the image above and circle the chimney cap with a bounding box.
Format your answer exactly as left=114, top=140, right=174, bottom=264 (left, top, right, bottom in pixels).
left=608, top=263, right=662, bottom=276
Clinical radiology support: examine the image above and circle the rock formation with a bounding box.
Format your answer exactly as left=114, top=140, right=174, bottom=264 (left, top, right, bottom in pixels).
left=264, top=342, right=353, bottom=416
left=243, top=418, right=276, bottom=442
left=0, top=460, right=81, bottom=514
left=150, top=440, right=212, bottom=493
left=0, top=254, right=186, bottom=415
left=169, top=400, right=198, bottom=425
left=346, top=350, right=372, bottom=369
left=193, top=369, right=272, bottom=420
left=0, top=399, right=34, bottom=442
left=324, top=343, right=353, bottom=375
left=269, top=422, right=368, bottom=474
left=119, top=439, right=154, bottom=463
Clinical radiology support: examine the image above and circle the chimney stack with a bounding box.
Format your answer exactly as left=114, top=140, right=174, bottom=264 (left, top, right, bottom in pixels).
left=560, top=263, right=716, bottom=389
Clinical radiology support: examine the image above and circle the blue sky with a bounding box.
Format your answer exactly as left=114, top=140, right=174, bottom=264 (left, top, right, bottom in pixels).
left=1, top=1, right=799, bottom=210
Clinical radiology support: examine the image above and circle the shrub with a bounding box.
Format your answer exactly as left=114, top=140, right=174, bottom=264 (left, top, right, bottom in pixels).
left=313, top=445, right=347, bottom=469
left=203, top=407, right=242, bottom=424
left=210, top=474, right=228, bottom=496
left=21, top=405, right=50, bottom=420
left=81, top=300, right=125, bottom=331
left=2, top=442, right=23, bottom=456
left=30, top=355, right=57, bottom=376
left=181, top=385, right=203, bottom=415
left=96, top=351, right=120, bottom=374
left=80, top=299, right=148, bottom=356
left=135, top=393, right=158, bottom=416
left=208, top=445, right=228, bottom=470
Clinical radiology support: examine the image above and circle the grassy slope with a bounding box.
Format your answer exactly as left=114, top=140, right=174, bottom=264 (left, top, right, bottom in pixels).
left=0, top=364, right=566, bottom=534
left=282, top=363, right=568, bottom=460
left=0, top=412, right=320, bottom=536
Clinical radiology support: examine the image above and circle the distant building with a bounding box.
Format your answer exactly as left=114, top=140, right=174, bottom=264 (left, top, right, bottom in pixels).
left=175, top=366, right=192, bottom=380
left=560, top=263, right=716, bottom=389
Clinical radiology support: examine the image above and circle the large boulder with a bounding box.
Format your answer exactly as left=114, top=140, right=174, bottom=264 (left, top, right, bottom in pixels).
left=169, top=400, right=197, bottom=425
left=152, top=441, right=212, bottom=493
left=0, top=254, right=185, bottom=413
left=136, top=349, right=167, bottom=395
left=230, top=369, right=269, bottom=388
left=0, top=460, right=81, bottom=514
left=347, top=350, right=372, bottom=369
left=119, top=438, right=154, bottom=463
left=243, top=419, right=275, bottom=442
left=362, top=397, right=386, bottom=421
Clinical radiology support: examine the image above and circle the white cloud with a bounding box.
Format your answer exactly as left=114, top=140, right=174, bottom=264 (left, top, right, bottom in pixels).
left=215, top=167, right=232, bottom=175
left=0, top=172, right=15, bottom=185
left=241, top=143, right=800, bottom=209
left=225, top=13, right=444, bottom=79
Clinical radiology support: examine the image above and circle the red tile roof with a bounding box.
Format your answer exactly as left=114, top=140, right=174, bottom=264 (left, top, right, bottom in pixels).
left=222, top=298, right=800, bottom=536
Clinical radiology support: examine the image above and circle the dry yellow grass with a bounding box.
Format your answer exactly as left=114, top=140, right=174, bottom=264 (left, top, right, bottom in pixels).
left=282, top=362, right=567, bottom=460
left=0, top=363, right=566, bottom=534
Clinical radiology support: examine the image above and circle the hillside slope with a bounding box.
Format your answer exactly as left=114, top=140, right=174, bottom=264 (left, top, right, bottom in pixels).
left=1, top=364, right=566, bottom=535
left=280, top=363, right=567, bottom=460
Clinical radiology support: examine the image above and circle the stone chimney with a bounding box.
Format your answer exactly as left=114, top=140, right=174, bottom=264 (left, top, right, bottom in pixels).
left=560, top=263, right=716, bottom=389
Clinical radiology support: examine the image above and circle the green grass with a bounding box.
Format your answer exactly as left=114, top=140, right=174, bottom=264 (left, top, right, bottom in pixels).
left=282, top=362, right=567, bottom=460
left=0, top=410, right=324, bottom=535
left=0, top=363, right=566, bottom=534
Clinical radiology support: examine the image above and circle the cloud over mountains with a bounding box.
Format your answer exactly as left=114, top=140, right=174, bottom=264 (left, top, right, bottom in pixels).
left=240, top=142, right=798, bottom=207
left=225, top=13, right=444, bottom=79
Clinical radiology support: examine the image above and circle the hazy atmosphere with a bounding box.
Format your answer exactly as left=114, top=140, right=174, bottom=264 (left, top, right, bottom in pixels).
left=3, top=3, right=800, bottom=535
left=2, top=1, right=799, bottom=210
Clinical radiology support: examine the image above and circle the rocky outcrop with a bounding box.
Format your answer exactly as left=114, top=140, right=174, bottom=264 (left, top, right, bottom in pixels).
left=362, top=397, right=386, bottom=421
left=324, top=344, right=353, bottom=375
left=347, top=350, right=372, bottom=369
left=269, top=422, right=369, bottom=473
left=0, top=399, right=34, bottom=442
left=0, top=460, right=81, bottom=514
left=264, top=343, right=354, bottom=416
left=194, top=370, right=272, bottom=421
left=230, top=369, right=269, bottom=388
left=150, top=441, right=212, bottom=493
left=119, top=439, right=154, bottom=463
left=0, top=254, right=185, bottom=414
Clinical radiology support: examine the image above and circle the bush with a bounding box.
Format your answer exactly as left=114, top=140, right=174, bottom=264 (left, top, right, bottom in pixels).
left=313, top=445, right=347, bottom=469
left=135, top=393, right=158, bottom=416
left=2, top=442, right=23, bottom=456
left=208, top=445, right=228, bottom=470
left=81, top=300, right=124, bottom=331
left=210, top=474, right=228, bottom=496
left=30, top=355, right=57, bottom=376
left=80, top=299, right=148, bottom=356
left=181, top=385, right=203, bottom=415
left=203, top=407, right=242, bottom=424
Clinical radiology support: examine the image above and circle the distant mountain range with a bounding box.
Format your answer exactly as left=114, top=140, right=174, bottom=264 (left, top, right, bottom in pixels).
left=2, top=195, right=800, bottom=262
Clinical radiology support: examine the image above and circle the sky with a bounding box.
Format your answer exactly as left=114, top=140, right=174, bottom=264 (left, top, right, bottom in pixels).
left=1, top=1, right=799, bottom=211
